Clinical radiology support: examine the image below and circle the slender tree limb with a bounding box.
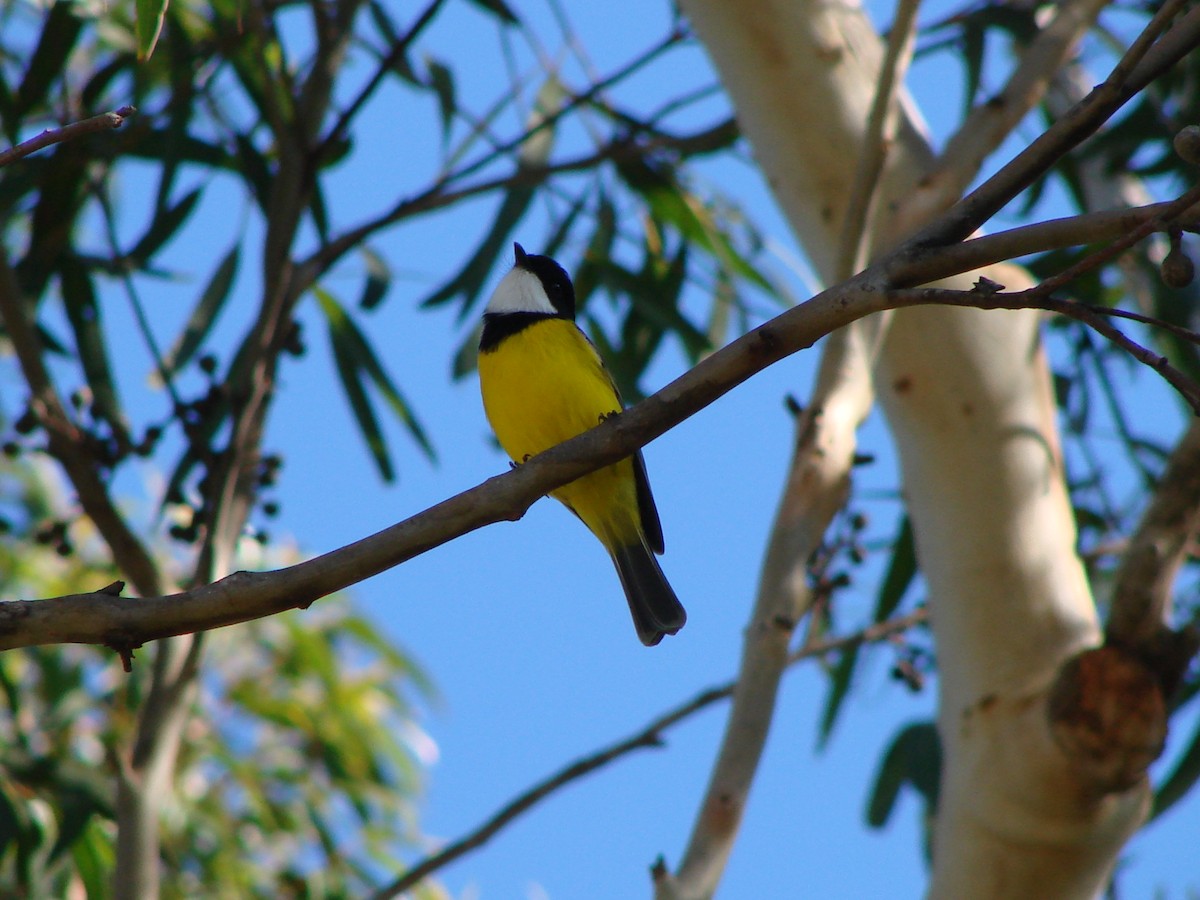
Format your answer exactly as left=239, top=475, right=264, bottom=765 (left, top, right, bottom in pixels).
left=890, top=199, right=1200, bottom=287
left=664, top=7, right=921, bottom=888
left=834, top=0, right=921, bottom=279
left=0, top=106, right=135, bottom=168
left=371, top=608, right=927, bottom=900
left=1105, top=0, right=1191, bottom=89
left=887, top=283, right=1200, bottom=413
left=315, top=0, right=449, bottom=161
left=7, top=250, right=1200, bottom=652
left=297, top=26, right=690, bottom=284
left=1105, top=419, right=1200, bottom=683
left=0, top=258, right=161, bottom=598
left=898, top=3, right=1200, bottom=252
left=895, top=0, right=1109, bottom=234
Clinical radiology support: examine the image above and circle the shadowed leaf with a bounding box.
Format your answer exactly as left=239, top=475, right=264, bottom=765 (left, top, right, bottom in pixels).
left=866, top=721, right=942, bottom=829
left=463, top=0, right=519, bottom=25
left=136, top=0, right=169, bottom=60
left=427, top=58, right=456, bottom=144
left=359, top=246, right=391, bottom=310
left=159, top=243, right=240, bottom=382
left=13, top=1, right=83, bottom=124
left=59, top=258, right=127, bottom=440
left=128, top=187, right=202, bottom=267
left=874, top=516, right=916, bottom=623
left=316, top=288, right=435, bottom=484
left=817, top=643, right=860, bottom=751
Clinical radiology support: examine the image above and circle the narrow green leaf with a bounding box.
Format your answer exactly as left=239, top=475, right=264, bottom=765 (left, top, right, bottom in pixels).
left=359, top=246, right=391, bottom=310
left=426, top=58, right=456, bottom=143
left=317, top=289, right=435, bottom=482
left=542, top=189, right=589, bottom=261
left=874, top=516, right=916, bottom=622
left=420, top=184, right=535, bottom=316
left=14, top=1, right=84, bottom=121
left=70, top=819, right=113, bottom=898
left=367, top=0, right=400, bottom=42
left=0, top=71, right=13, bottom=136
left=136, top=0, right=170, bottom=60
left=0, top=780, right=21, bottom=857
left=59, top=259, right=127, bottom=439
left=129, top=187, right=202, bottom=267
left=451, top=322, right=483, bottom=380
left=325, top=292, right=436, bottom=462
left=233, top=133, right=273, bottom=211
left=573, top=192, right=618, bottom=308
left=617, top=155, right=773, bottom=299
left=960, top=19, right=984, bottom=115
left=817, top=644, right=860, bottom=751
left=310, top=181, right=331, bottom=242
left=865, top=721, right=942, bottom=828
left=462, top=0, right=520, bottom=25
left=159, top=243, right=240, bottom=382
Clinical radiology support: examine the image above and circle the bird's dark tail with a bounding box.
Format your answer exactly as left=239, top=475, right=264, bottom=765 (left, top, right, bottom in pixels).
left=611, top=542, right=686, bottom=646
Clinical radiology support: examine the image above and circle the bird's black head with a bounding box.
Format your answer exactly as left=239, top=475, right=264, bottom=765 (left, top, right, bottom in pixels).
left=513, top=242, right=576, bottom=320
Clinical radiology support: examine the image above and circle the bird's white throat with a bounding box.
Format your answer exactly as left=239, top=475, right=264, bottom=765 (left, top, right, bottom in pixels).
left=484, top=267, right=556, bottom=316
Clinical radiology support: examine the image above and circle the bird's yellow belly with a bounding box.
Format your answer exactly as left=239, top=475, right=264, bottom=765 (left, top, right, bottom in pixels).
left=479, top=321, right=640, bottom=546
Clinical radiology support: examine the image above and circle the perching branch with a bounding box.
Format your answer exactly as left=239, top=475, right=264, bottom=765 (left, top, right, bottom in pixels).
left=370, top=608, right=927, bottom=900
left=0, top=106, right=135, bottom=168
left=6, top=233, right=1200, bottom=652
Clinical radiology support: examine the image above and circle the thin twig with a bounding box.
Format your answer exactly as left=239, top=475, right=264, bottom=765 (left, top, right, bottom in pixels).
left=297, top=115, right=733, bottom=288
left=885, top=285, right=1200, bottom=414
left=0, top=258, right=161, bottom=598
left=315, top=0, right=449, bottom=160
left=835, top=0, right=922, bottom=281
left=1082, top=303, right=1200, bottom=347
left=1105, top=0, right=1189, bottom=88
left=0, top=106, right=135, bottom=168
left=368, top=608, right=927, bottom=900
left=903, top=4, right=1200, bottom=251
left=887, top=198, right=1200, bottom=287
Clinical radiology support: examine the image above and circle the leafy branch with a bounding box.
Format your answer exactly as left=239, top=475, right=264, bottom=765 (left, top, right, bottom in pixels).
left=3, top=174, right=1199, bottom=653
left=371, top=607, right=928, bottom=900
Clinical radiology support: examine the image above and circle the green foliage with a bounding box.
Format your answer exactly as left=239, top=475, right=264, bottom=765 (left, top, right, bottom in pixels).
left=316, top=287, right=436, bottom=483
left=0, top=460, right=435, bottom=898
left=865, top=721, right=941, bottom=862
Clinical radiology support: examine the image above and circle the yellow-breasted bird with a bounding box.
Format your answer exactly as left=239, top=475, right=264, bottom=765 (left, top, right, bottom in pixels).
left=478, top=243, right=686, bottom=646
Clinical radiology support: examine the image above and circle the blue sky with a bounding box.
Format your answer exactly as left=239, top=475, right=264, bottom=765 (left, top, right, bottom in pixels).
left=65, top=0, right=1200, bottom=895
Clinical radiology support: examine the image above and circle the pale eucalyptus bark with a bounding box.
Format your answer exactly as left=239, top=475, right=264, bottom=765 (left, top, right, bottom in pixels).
left=666, top=0, right=1151, bottom=896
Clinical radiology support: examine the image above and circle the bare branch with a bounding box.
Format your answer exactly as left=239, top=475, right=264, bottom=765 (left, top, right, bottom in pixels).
left=1106, top=419, right=1200, bottom=674
left=900, top=3, right=1200, bottom=251
left=888, top=199, right=1200, bottom=287
left=834, top=0, right=921, bottom=280
left=297, top=26, right=690, bottom=285
left=0, top=257, right=162, bottom=598
left=897, top=0, right=1109, bottom=231
left=0, top=106, right=135, bottom=168
left=371, top=608, right=927, bottom=900
left=5, top=224, right=1200, bottom=651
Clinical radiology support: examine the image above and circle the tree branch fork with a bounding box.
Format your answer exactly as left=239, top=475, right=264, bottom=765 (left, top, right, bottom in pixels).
left=2, top=188, right=1198, bottom=656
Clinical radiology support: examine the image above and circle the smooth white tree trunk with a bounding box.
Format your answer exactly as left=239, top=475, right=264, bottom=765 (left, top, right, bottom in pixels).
left=678, top=0, right=1151, bottom=895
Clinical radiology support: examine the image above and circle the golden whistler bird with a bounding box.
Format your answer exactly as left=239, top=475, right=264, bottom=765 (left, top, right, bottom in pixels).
left=478, top=243, right=686, bottom=646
